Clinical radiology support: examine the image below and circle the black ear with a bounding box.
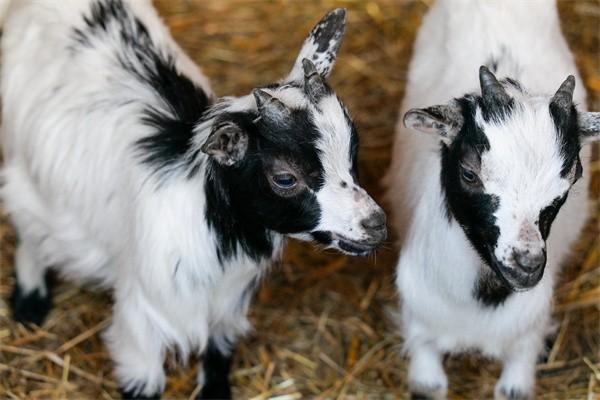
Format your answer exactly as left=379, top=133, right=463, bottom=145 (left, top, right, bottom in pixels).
left=579, top=111, right=600, bottom=143
left=286, top=8, right=346, bottom=81
left=201, top=122, right=248, bottom=166
left=403, top=101, right=464, bottom=144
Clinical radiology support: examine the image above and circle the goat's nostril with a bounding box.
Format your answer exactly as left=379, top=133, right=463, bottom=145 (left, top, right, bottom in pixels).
left=361, top=211, right=387, bottom=231
left=513, top=249, right=546, bottom=272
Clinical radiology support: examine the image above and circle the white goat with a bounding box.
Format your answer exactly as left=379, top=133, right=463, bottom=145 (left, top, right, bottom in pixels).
left=1, top=1, right=386, bottom=398
left=385, top=1, right=600, bottom=399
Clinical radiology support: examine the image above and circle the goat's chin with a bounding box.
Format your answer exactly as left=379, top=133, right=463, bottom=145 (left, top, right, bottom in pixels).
left=490, top=258, right=545, bottom=292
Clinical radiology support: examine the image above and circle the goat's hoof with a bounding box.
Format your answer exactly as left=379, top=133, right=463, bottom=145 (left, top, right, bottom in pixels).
left=120, top=388, right=162, bottom=400
left=495, top=386, right=532, bottom=400
left=197, top=382, right=232, bottom=400
left=409, top=383, right=447, bottom=400
left=10, top=283, right=52, bottom=326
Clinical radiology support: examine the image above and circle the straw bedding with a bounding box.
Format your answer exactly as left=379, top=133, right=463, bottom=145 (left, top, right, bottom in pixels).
left=0, top=1, right=598, bottom=399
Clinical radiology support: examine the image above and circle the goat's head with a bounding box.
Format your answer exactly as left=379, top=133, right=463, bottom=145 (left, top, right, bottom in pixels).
left=404, top=66, right=600, bottom=290
left=199, top=9, right=386, bottom=256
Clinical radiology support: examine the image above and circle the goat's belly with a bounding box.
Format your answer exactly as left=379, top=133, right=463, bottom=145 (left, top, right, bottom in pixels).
left=1, top=163, right=118, bottom=287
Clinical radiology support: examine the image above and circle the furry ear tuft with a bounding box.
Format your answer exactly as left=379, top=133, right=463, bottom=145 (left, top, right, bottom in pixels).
left=201, top=122, right=248, bottom=166
left=403, top=101, right=464, bottom=144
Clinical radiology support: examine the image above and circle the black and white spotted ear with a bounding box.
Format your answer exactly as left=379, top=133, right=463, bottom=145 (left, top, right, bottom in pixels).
left=201, top=121, right=248, bottom=166
left=286, top=8, right=346, bottom=82
left=579, top=112, right=600, bottom=143
left=403, top=101, right=464, bottom=144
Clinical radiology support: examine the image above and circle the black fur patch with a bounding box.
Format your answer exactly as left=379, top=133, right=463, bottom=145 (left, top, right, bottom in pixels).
left=549, top=103, right=581, bottom=177
left=10, top=271, right=54, bottom=326
left=539, top=193, right=568, bottom=240
left=120, top=389, right=161, bottom=400
left=342, top=100, right=360, bottom=180
left=440, top=97, right=510, bottom=305
left=473, top=269, right=512, bottom=307
left=74, top=0, right=211, bottom=177
left=204, top=108, right=324, bottom=263
left=477, top=93, right=514, bottom=124
left=199, top=341, right=234, bottom=400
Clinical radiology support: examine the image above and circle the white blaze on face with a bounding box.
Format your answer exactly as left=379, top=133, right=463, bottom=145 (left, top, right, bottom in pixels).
left=310, top=95, right=380, bottom=242
left=475, top=98, right=572, bottom=267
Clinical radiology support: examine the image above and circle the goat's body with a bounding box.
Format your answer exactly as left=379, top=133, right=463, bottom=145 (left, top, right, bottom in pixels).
left=2, top=0, right=275, bottom=394
left=386, top=0, right=591, bottom=397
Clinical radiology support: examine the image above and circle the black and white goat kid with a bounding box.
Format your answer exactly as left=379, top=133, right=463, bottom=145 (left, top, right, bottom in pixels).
left=1, top=1, right=386, bottom=398
left=385, top=1, right=600, bottom=398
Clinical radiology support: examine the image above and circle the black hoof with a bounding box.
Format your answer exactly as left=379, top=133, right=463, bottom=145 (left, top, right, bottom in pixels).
left=197, top=383, right=231, bottom=400
left=120, top=388, right=162, bottom=400
left=10, top=274, right=53, bottom=326
left=410, top=393, right=435, bottom=400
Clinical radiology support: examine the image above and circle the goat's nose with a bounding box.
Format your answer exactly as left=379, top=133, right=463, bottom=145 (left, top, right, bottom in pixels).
left=513, top=249, right=546, bottom=273
left=361, top=210, right=387, bottom=233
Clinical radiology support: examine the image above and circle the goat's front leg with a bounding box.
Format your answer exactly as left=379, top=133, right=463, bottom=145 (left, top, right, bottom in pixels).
left=408, top=343, right=447, bottom=400
left=197, top=340, right=234, bottom=400
left=105, top=288, right=166, bottom=399
left=495, top=334, right=540, bottom=400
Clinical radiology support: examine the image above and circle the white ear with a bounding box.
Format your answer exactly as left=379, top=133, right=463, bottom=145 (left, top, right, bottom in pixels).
left=403, top=101, right=464, bottom=144
left=579, top=112, right=600, bottom=143
left=286, top=8, right=346, bottom=82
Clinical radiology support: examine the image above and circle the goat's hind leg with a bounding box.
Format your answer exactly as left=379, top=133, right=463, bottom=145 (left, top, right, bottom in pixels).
left=10, top=239, right=53, bottom=326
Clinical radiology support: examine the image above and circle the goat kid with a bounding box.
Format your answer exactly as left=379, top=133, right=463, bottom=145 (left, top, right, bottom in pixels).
left=385, top=1, right=600, bottom=399
left=1, top=1, right=386, bottom=398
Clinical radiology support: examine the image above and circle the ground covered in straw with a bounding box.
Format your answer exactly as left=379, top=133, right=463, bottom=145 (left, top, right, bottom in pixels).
left=1, top=1, right=598, bottom=399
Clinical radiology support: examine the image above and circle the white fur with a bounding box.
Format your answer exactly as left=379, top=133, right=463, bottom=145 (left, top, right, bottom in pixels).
left=385, top=1, right=593, bottom=398
left=0, top=1, right=368, bottom=396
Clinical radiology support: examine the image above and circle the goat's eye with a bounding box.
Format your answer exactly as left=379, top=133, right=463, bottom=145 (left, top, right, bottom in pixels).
left=272, top=173, right=297, bottom=189
left=461, top=168, right=478, bottom=185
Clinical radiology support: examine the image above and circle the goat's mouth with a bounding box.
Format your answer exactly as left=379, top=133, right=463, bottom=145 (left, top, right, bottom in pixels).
left=333, top=235, right=382, bottom=256
left=311, top=231, right=383, bottom=256
left=488, top=253, right=545, bottom=291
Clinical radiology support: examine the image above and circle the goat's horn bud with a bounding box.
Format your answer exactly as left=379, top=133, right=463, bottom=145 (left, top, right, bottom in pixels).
left=551, top=75, right=575, bottom=111
left=479, top=65, right=511, bottom=107
left=253, top=89, right=291, bottom=124
left=302, top=58, right=329, bottom=102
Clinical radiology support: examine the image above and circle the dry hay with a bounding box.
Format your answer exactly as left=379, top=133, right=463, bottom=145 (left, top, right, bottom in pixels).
left=1, top=1, right=598, bottom=399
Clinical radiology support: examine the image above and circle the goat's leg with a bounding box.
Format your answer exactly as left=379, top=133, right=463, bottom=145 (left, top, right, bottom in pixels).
left=105, top=292, right=166, bottom=399
left=10, top=239, right=53, bottom=326
left=408, top=343, right=447, bottom=400
left=197, top=340, right=234, bottom=400
left=495, top=335, right=539, bottom=400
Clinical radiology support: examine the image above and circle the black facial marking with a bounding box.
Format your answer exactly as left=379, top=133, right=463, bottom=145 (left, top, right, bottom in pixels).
left=199, top=341, right=234, bottom=400
left=549, top=102, right=581, bottom=177
left=473, top=269, right=512, bottom=307
left=440, top=97, right=514, bottom=304
left=204, top=108, right=325, bottom=263
left=74, top=0, right=211, bottom=177
left=340, top=181, right=347, bottom=188
left=539, top=193, right=568, bottom=240
left=341, top=100, right=360, bottom=180
left=477, top=93, right=514, bottom=124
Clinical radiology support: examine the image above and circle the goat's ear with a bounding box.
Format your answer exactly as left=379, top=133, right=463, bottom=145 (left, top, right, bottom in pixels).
left=403, top=102, right=464, bottom=144
left=201, top=122, right=248, bottom=166
left=286, top=8, right=346, bottom=82
left=578, top=112, right=600, bottom=143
